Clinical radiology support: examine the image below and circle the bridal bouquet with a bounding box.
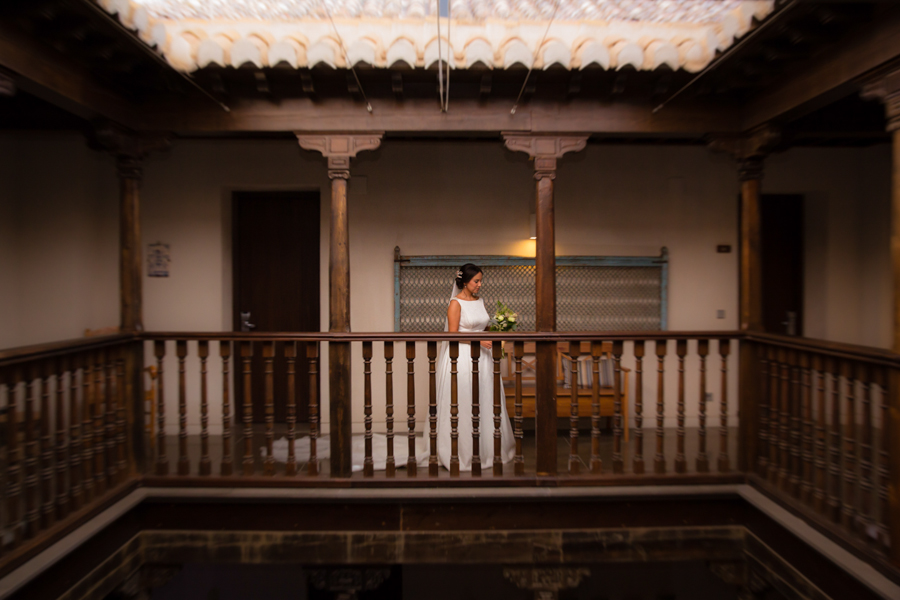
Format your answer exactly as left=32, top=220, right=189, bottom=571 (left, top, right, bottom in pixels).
left=489, top=301, right=518, bottom=333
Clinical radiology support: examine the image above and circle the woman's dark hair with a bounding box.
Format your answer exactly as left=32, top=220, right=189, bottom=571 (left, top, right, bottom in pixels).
left=455, top=263, right=483, bottom=289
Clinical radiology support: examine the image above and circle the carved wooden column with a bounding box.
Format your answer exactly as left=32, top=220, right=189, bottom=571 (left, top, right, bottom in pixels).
left=296, top=133, right=383, bottom=477
left=862, top=73, right=900, bottom=566
left=90, top=123, right=170, bottom=333
left=90, top=123, right=169, bottom=474
left=709, top=126, right=779, bottom=475
left=503, top=134, right=588, bottom=476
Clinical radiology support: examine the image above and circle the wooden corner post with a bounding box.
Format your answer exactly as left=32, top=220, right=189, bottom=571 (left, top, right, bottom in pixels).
left=89, top=122, right=169, bottom=474
left=709, top=126, right=779, bottom=475
left=296, top=132, right=383, bottom=478
left=503, top=133, right=588, bottom=476
left=862, top=73, right=900, bottom=567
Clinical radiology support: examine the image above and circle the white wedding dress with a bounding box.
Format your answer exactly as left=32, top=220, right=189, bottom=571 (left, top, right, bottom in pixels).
left=436, top=297, right=516, bottom=471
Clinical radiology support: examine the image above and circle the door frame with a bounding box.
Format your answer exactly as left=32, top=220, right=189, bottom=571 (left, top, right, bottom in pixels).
left=224, top=185, right=324, bottom=333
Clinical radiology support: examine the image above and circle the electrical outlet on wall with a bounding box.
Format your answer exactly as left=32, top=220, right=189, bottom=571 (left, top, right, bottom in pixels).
left=705, top=393, right=713, bottom=403
left=716, top=310, right=725, bottom=319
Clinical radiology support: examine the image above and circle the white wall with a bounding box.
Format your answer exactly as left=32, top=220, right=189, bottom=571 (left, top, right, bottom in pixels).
left=0, top=133, right=118, bottom=350
left=0, top=135, right=891, bottom=435
left=766, top=145, right=892, bottom=349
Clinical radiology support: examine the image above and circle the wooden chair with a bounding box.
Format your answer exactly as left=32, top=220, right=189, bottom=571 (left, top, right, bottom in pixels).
left=502, top=341, right=629, bottom=441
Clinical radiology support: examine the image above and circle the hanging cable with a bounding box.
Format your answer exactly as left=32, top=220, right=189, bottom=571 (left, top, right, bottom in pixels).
left=510, top=0, right=559, bottom=115
left=322, top=0, right=373, bottom=113
left=444, top=0, right=451, bottom=111
left=436, top=0, right=445, bottom=112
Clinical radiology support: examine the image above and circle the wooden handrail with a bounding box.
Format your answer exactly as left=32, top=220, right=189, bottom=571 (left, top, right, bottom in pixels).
left=744, top=331, right=899, bottom=367
left=139, top=331, right=740, bottom=342
left=0, top=333, right=136, bottom=366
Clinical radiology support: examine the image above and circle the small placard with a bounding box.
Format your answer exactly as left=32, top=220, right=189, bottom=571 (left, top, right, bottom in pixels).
left=147, top=242, right=170, bottom=277
left=716, top=245, right=732, bottom=253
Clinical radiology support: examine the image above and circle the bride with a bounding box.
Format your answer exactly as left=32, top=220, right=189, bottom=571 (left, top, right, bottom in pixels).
left=436, top=263, right=515, bottom=472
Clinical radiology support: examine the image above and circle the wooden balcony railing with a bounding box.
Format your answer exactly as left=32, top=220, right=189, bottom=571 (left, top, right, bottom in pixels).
left=0, top=330, right=897, bottom=578
left=742, top=332, right=899, bottom=568
left=138, top=331, right=742, bottom=484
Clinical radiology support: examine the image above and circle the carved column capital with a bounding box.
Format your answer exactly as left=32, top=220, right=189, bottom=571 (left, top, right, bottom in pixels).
left=296, top=132, right=383, bottom=178
left=708, top=125, right=780, bottom=182
left=502, top=133, right=589, bottom=179
left=861, top=68, right=900, bottom=131
left=88, top=120, right=171, bottom=182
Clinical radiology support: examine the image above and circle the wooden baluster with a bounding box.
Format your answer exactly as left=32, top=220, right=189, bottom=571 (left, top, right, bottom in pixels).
left=104, top=351, right=116, bottom=488
left=841, top=360, right=858, bottom=530
left=68, top=357, right=83, bottom=510
left=654, top=340, right=667, bottom=474
left=363, top=342, right=374, bottom=477
left=263, top=341, right=276, bottom=476
left=756, top=344, right=770, bottom=478
left=788, top=350, right=802, bottom=494
left=153, top=341, right=167, bottom=477
left=514, top=341, right=526, bottom=476
left=800, top=352, right=814, bottom=503
left=827, top=357, right=842, bottom=523
left=54, top=359, right=68, bottom=519
left=590, top=341, right=603, bottom=474
left=493, top=341, right=503, bottom=476
left=857, top=363, right=875, bottom=542
left=874, top=367, right=890, bottom=550
left=80, top=353, right=95, bottom=500
left=307, top=343, right=319, bottom=476
left=766, top=347, right=781, bottom=483
left=92, top=351, right=105, bottom=495
left=696, top=340, right=710, bottom=473
left=284, top=342, right=297, bottom=477
left=407, top=341, right=417, bottom=477
left=718, top=340, right=731, bottom=473
left=568, top=341, right=580, bottom=475
left=633, top=341, right=645, bottom=475
left=115, top=352, right=127, bottom=483
left=39, top=361, right=54, bottom=528
left=450, top=341, right=459, bottom=477
left=176, top=341, right=189, bottom=476
left=23, top=366, right=39, bottom=538
left=428, top=341, right=438, bottom=477
left=6, top=368, right=22, bottom=547
left=675, top=340, right=687, bottom=474
left=385, top=341, right=395, bottom=478
left=198, top=341, right=211, bottom=476
left=813, top=355, right=828, bottom=514
left=777, top=349, right=791, bottom=491
left=220, top=341, right=233, bottom=476
left=470, top=341, right=481, bottom=477
left=612, top=341, right=624, bottom=474
left=241, top=341, right=254, bottom=476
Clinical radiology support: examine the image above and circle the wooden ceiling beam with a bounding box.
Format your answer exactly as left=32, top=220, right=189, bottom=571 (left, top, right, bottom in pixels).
left=743, top=5, right=900, bottom=130
left=140, top=97, right=738, bottom=135
left=0, top=19, right=139, bottom=127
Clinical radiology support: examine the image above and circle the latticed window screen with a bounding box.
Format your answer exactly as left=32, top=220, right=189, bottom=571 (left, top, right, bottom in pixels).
left=394, top=251, right=668, bottom=332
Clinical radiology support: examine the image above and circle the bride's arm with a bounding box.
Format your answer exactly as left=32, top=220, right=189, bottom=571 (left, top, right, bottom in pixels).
left=447, top=300, right=461, bottom=332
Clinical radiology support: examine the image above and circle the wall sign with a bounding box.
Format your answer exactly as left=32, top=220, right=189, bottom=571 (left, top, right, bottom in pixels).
left=147, top=242, right=170, bottom=277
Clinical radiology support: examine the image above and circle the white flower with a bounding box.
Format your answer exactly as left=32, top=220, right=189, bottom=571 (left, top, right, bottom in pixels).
left=508, top=316, right=516, bottom=323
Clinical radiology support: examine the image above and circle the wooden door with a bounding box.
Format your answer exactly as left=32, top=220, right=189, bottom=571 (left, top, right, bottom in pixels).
left=760, top=194, right=804, bottom=336
left=233, top=191, right=320, bottom=422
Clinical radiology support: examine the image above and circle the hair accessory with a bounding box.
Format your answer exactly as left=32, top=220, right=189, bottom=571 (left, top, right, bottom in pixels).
left=456, top=270, right=463, bottom=278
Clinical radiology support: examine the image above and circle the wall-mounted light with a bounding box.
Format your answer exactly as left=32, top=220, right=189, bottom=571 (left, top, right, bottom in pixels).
left=529, top=213, right=536, bottom=239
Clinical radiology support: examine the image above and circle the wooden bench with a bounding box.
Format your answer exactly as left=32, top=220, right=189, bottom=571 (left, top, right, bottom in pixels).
left=502, top=342, right=629, bottom=441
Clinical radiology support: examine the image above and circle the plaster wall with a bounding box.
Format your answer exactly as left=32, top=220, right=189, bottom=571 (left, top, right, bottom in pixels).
left=0, top=134, right=118, bottom=350
left=0, top=136, right=891, bottom=439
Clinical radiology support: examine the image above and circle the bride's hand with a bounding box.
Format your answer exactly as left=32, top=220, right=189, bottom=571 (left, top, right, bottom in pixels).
left=480, top=341, right=493, bottom=350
